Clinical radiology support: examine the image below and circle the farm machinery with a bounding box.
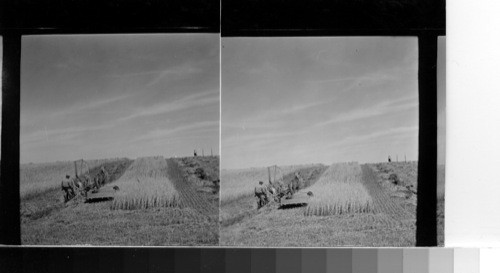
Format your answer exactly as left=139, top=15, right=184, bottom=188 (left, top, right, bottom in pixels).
left=263, top=165, right=314, bottom=209
left=62, top=159, right=116, bottom=203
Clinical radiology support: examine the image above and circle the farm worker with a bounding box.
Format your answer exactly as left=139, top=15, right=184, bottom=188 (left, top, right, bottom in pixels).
left=82, top=175, right=91, bottom=190
left=294, top=172, right=304, bottom=189
left=288, top=181, right=295, bottom=195
left=275, top=179, right=285, bottom=194
left=254, top=181, right=269, bottom=209
left=96, top=167, right=107, bottom=187
left=288, top=172, right=300, bottom=194
left=94, top=176, right=101, bottom=189
left=61, top=175, right=75, bottom=202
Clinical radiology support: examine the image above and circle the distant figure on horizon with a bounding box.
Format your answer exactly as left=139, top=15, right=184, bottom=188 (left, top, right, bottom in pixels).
left=194, top=150, right=197, bottom=157
left=388, top=156, right=392, bottom=163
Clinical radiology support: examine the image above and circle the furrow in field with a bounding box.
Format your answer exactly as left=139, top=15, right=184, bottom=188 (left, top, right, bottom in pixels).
left=166, top=158, right=217, bottom=217
left=360, top=164, right=413, bottom=223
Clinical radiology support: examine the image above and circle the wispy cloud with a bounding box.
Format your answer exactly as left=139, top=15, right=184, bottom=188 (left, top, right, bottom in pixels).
left=146, top=64, right=202, bottom=87
left=223, top=97, right=337, bottom=131
left=305, top=71, right=397, bottom=85
left=223, top=130, right=304, bottom=147
left=107, top=62, right=203, bottom=88
left=21, top=124, right=108, bottom=145
left=317, top=95, right=418, bottom=127
left=331, top=126, right=418, bottom=148
left=131, top=120, right=219, bottom=142
left=70, top=92, right=135, bottom=113
left=23, top=92, right=137, bottom=125
left=119, top=89, right=219, bottom=121
left=278, top=125, right=418, bottom=159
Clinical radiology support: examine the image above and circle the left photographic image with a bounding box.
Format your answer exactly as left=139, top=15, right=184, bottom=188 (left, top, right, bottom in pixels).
left=20, top=34, right=220, bottom=246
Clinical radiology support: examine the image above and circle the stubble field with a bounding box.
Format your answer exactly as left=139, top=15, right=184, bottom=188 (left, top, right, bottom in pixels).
left=220, top=161, right=418, bottom=247
left=21, top=156, right=220, bottom=246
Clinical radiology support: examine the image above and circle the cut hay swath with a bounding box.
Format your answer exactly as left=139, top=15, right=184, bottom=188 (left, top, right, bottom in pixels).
left=304, top=162, right=373, bottom=216
left=20, top=158, right=124, bottom=200
left=220, top=164, right=317, bottom=204
left=110, top=156, right=181, bottom=210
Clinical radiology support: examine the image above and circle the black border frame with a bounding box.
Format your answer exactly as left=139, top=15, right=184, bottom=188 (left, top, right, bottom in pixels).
left=222, top=0, right=444, bottom=247
left=0, top=0, right=444, bottom=268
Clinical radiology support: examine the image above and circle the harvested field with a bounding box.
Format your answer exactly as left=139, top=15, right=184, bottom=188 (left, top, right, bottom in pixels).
left=21, top=159, right=132, bottom=219
left=221, top=206, right=415, bottom=247
left=174, top=156, right=220, bottom=207
left=219, top=164, right=327, bottom=226
left=176, top=156, right=219, bottom=187
left=305, top=163, right=373, bottom=216
left=372, top=162, right=418, bottom=189
left=221, top=164, right=323, bottom=204
left=166, top=158, right=218, bottom=218
left=20, top=158, right=127, bottom=200
left=22, top=202, right=218, bottom=246
left=369, top=162, right=418, bottom=213
left=220, top=161, right=418, bottom=247
left=21, top=156, right=219, bottom=246
left=360, top=165, right=414, bottom=226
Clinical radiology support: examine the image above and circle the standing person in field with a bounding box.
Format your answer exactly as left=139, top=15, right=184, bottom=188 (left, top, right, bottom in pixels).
left=95, top=166, right=107, bottom=188
left=61, top=174, right=75, bottom=202
left=294, top=172, right=304, bottom=189
left=288, top=172, right=302, bottom=195
left=274, top=179, right=285, bottom=197
left=254, top=181, right=269, bottom=209
left=388, top=155, right=392, bottom=163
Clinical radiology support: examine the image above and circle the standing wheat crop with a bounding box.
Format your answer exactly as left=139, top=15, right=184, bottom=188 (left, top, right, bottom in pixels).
left=110, top=156, right=181, bottom=210
left=304, top=162, right=373, bottom=216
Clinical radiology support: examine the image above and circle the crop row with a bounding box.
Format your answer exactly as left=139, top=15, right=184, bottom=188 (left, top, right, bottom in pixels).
left=166, top=158, right=217, bottom=216
left=304, top=162, right=374, bottom=216
left=110, top=157, right=181, bottom=210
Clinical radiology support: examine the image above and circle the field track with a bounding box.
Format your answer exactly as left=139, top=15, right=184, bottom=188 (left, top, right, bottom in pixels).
left=166, top=159, right=217, bottom=217
left=360, top=164, right=413, bottom=228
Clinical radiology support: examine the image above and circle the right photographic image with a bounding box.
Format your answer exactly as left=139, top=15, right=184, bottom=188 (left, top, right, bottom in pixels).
left=220, top=37, right=430, bottom=247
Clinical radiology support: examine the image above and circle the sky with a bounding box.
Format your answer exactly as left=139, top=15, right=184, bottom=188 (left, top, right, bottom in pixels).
left=221, top=37, right=419, bottom=169
left=437, top=36, right=446, bottom=165
left=20, top=34, right=219, bottom=163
